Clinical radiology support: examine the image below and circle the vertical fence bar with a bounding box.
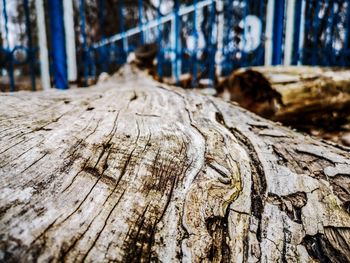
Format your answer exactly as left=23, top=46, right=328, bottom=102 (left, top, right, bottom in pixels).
left=302, top=0, right=311, bottom=64
left=35, top=0, right=51, bottom=90
left=298, top=0, right=306, bottom=65
left=192, top=0, right=198, bottom=87
left=23, top=0, right=36, bottom=91
left=48, top=0, right=68, bottom=89
left=1, top=0, right=9, bottom=47
left=156, top=1, right=163, bottom=79
left=222, top=1, right=232, bottom=74
left=98, top=0, right=108, bottom=72
left=171, top=13, right=176, bottom=81
left=79, top=0, right=88, bottom=86
left=327, top=0, right=335, bottom=65
left=343, top=0, right=350, bottom=66
left=272, top=0, right=285, bottom=65
left=216, top=0, right=224, bottom=77
left=172, top=0, right=181, bottom=83
left=138, top=0, right=144, bottom=44
left=2, top=0, right=15, bottom=91
left=63, top=0, right=78, bottom=82
left=242, top=0, right=248, bottom=66
left=260, top=0, right=266, bottom=63
left=118, top=3, right=128, bottom=60
left=208, top=0, right=216, bottom=87
left=291, top=0, right=302, bottom=65
left=284, top=0, right=295, bottom=65
left=175, top=0, right=181, bottom=83
left=311, top=1, right=321, bottom=65
left=171, top=14, right=175, bottom=80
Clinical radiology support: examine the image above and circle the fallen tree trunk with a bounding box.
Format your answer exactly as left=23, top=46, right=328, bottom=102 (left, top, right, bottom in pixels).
left=218, top=66, right=350, bottom=146
left=0, top=66, right=350, bottom=262
left=254, top=66, right=350, bottom=125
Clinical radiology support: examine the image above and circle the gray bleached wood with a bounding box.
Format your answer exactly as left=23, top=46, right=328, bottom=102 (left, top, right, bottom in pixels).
left=0, top=65, right=350, bottom=262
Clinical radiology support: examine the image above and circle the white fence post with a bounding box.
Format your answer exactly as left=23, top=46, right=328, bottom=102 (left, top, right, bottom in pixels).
left=265, top=0, right=275, bottom=66
left=284, top=0, right=295, bottom=65
left=215, top=0, right=224, bottom=76
left=35, top=0, right=51, bottom=90
left=63, top=0, right=77, bottom=82
left=298, top=0, right=306, bottom=65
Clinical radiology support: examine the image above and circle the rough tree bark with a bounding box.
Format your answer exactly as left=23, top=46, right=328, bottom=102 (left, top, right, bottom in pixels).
left=0, top=66, right=350, bottom=262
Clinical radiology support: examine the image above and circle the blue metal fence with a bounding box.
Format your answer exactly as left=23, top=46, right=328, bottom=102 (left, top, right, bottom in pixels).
left=299, top=0, right=350, bottom=66
left=1, top=0, right=350, bottom=91
left=0, top=0, right=37, bottom=92
left=80, top=0, right=266, bottom=86
left=48, top=0, right=68, bottom=90
left=221, top=0, right=267, bottom=75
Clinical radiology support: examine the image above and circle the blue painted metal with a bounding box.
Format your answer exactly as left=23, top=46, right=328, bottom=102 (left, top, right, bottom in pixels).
left=327, top=0, right=335, bottom=52
left=342, top=0, right=350, bottom=66
left=118, top=3, right=127, bottom=62
left=311, top=0, right=321, bottom=65
left=242, top=0, right=248, bottom=67
left=72, top=0, right=350, bottom=88
left=299, top=0, right=350, bottom=67
left=272, top=0, right=285, bottom=65
left=98, top=0, right=108, bottom=72
left=79, top=0, right=88, bottom=86
left=191, top=0, right=198, bottom=87
left=138, top=0, right=144, bottom=44
left=221, top=0, right=266, bottom=75
left=207, top=0, right=216, bottom=86
left=302, top=0, right=311, bottom=65
left=48, top=0, right=68, bottom=89
left=157, top=2, right=163, bottom=78
left=221, top=0, right=233, bottom=75
left=174, top=0, right=181, bottom=83
left=2, top=0, right=15, bottom=92
left=292, top=0, right=302, bottom=65
left=0, top=0, right=40, bottom=92
left=3, top=0, right=350, bottom=92
left=23, top=0, right=36, bottom=91
left=2, top=0, right=9, bottom=46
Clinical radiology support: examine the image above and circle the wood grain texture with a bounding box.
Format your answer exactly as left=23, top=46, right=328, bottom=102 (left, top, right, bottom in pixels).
left=1, top=66, right=350, bottom=262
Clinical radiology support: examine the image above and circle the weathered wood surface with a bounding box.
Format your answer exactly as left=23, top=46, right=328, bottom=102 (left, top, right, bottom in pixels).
left=1, top=66, right=350, bottom=262
left=217, top=66, right=350, bottom=146
left=252, top=66, right=350, bottom=124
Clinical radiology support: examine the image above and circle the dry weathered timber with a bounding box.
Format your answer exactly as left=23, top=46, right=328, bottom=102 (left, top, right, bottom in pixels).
left=218, top=66, right=350, bottom=146
left=1, top=65, right=350, bottom=262
left=253, top=66, right=350, bottom=123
